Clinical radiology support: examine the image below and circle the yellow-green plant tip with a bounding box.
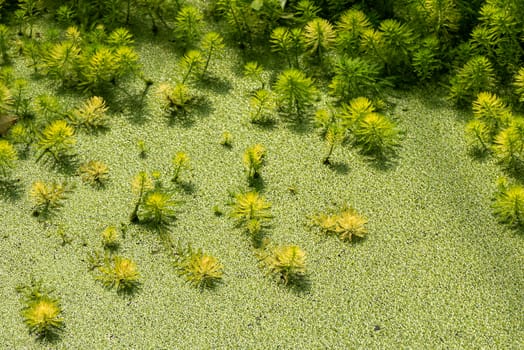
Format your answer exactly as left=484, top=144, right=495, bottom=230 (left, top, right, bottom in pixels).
left=177, top=249, right=224, bottom=289
left=0, top=139, right=17, bottom=177
left=22, top=297, right=64, bottom=338
left=98, top=256, right=140, bottom=292
left=79, top=160, right=109, bottom=186
left=101, top=226, right=119, bottom=248
left=263, top=245, right=307, bottom=285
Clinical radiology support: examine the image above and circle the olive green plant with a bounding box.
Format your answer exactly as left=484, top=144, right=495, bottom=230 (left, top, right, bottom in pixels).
left=101, top=225, right=120, bottom=249
left=200, top=32, right=225, bottom=78
left=97, top=256, right=140, bottom=293
left=174, top=244, right=224, bottom=289
left=156, top=82, right=196, bottom=116
left=273, top=69, right=317, bottom=118
left=242, top=144, right=266, bottom=184
left=448, top=56, right=496, bottom=106
left=171, top=151, right=190, bottom=183
left=214, top=0, right=253, bottom=47
left=69, top=96, right=109, bottom=132
left=17, top=280, right=64, bottom=340
left=29, top=180, right=72, bottom=217
left=465, top=92, right=512, bottom=152
left=377, top=19, right=418, bottom=76
left=174, top=6, right=203, bottom=48
left=329, top=57, right=384, bottom=101
left=179, top=50, right=205, bottom=83
left=302, top=18, right=336, bottom=64
left=229, top=190, right=272, bottom=239
left=411, top=36, right=442, bottom=81
left=352, top=112, right=401, bottom=159
left=78, top=160, right=110, bottom=187
left=270, top=27, right=304, bottom=68
left=292, top=0, right=320, bottom=25
left=0, top=24, right=11, bottom=64
left=15, top=0, right=43, bottom=37
left=243, top=61, right=266, bottom=89
left=35, top=120, right=76, bottom=163
left=492, top=119, right=524, bottom=173
left=0, top=140, right=17, bottom=178
left=314, top=109, right=345, bottom=165
left=310, top=204, right=368, bottom=242
left=249, top=89, right=277, bottom=124
left=0, top=81, right=13, bottom=115
left=129, top=171, right=153, bottom=223
left=220, top=131, right=233, bottom=147
left=258, top=244, right=307, bottom=285
left=139, top=190, right=180, bottom=229
left=493, top=177, right=524, bottom=229
left=335, top=8, right=371, bottom=56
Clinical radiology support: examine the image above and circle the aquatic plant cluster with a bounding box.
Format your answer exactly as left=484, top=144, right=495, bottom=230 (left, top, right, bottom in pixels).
left=0, top=0, right=522, bottom=345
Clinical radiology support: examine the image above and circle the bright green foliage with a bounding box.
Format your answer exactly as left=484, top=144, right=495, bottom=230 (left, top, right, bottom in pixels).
left=352, top=112, right=401, bottom=158
left=171, top=151, right=190, bottom=183
left=69, top=96, right=109, bottom=131
left=412, top=36, right=442, bottom=81
left=492, top=119, right=524, bottom=172
left=335, top=8, right=371, bottom=55
left=43, top=39, right=81, bottom=86
left=465, top=120, right=491, bottom=152
left=249, top=89, right=276, bottom=124
left=36, top=120, right=76, bottom=162
left=17, top=280, right=63, bottom=339
left=449, top=56, right=496, bottom=105
left=130, top=171, right=153, bottom=223
left=101, top=226, right=119, bottom=249
left=243, top=61, right=265, bottom=89
left=230, top=190, right=272, bottom=236
left=139, top=190, right=179, bottom=227
left=314, top=109, right=345, bottom=165
left=157, top=82, right=196, bottom=116
left=242, top=144, right=266, bottom=182
left=29, top=180, right=71, bottom=215
left=106, top=27, right=134, bottom=47
left=311, top=204, right=368, bottom=242
left=174, top=6, right=203, bottom=48
left=33, top=94, right=64, bottom=122
left=513, top=67, right=524, bottom=103
left=471, top=91, right=512, bottom=138
left=407, top=0, right=461, bottom=41
left=493, top=178, right=524, bottom=228
left=293, top=0, right=320, bottom=25
left=339, top=96, right=375, bottom=130
left=200, top=32, right=225, bottom=77
left=302, top=18, right=336, bottom=62
left=179, top=50, right=205, bottom=83
left=260, top=245, right=306, bottom=285
left=329, top=57, right=383, bottom=101
left=97, top=256, right=140, bottom=292
left=78, top=160, right=110, bottom=186
left=175, top=245, right=224, bottom=289
left=0, top=140, right=17, bottom=178
left=273, top=69, right=316, bottom=117
left=270, top=27, right=304, bottom=68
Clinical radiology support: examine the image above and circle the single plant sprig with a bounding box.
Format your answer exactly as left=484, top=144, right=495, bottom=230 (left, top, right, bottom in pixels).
left=329, top=57, right=384, bottom=101
left=174, top=244, right=224, bottom=289
left=35, top=120, right=76, bottom=163
left=179, top=50, right=205, bottom=84
left=249, top=89, right=276, bottom=124
left=220, top=131, right=233, bottom=147
left=17, top=280, right=64, bottom=340
left=513, top=67, right=524, bottom=103
left=130, top=171, right=153, bottom=223
left=335, top=8, right=371, bottom=55
left=78, top=160, right=110, bottom=187
left=242, top=144, right=266, bottom=183
left=171, top=151, right=190, bottom=183
left=302, top=18, right=336, bottom=64
left=352, top=112, right=401, bottom=159
left=229, top=190, right=272, bottom=239
left=0, top=81, right=13, bottom=115
left=200, top=31, right=225, bottom=77
left=157, top=82, right=196, bottom=116
left=97, top=256, right=140, bottom=292
left=310, top=204, right=368, bottom=242
left=174, top=5, right=203, bottom=48
left=448, top=56, right=496, bottom=106
left=492, top=118, right=524, bottom=173
left=139, top=190, right=180, bottom=229
left=273, top=69, right=317, bottom=118
left=137, top=139, right=148, bottom=158
left=30, top=180, right=72, bottom=216
left=243, top=62, right=265, bottom=89
left=258, top=244, right=307, bottom=285
left=69, top=96, right=109, bottom=132
left=492, top=177, right=524, bottom=229
left=270, top=27, right=304, bottom=68
left=0, top=139, right=17, bottom=178
left=101, top=226, right=120, bottom=249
